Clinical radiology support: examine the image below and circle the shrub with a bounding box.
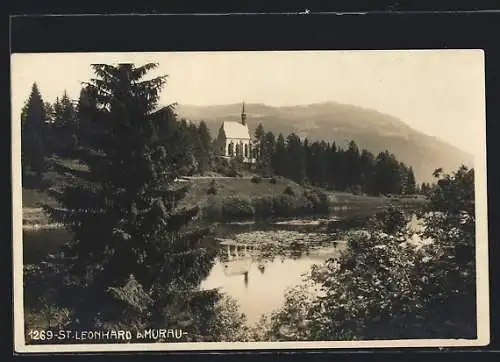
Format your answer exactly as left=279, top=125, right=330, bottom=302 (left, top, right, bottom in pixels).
left=269, top=177, right=277, bottom=184
left=207, top=180, right=217, bottom=195
left=260, top=221, right=475, bottom=341
left=283, top=186, right=295, bottom=196
left=351, top=184, right=362, bottom=195
left=367, top=206, right=409, bottom=235
left=251, top=176, right=262, bottom=184
left=253, top=196, right=275, bottom=217
left=221, top=197, right=255, bottom=219
left=259, top=166, right=477, bottom=341
left=326, top=183, right=336, bottom=191
left=225, top=169, right=238, bottom=178
left=202, top=196, right=223, bottom=220
left=273, top=194, right=302, bottom=217
left=303, top=189, right=329, bottom=213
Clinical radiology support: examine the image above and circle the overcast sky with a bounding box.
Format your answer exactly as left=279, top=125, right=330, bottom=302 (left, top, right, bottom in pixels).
left=11, top=50, right=485, bottom=154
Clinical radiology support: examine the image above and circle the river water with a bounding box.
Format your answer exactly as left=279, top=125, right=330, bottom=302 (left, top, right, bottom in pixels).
left=22, top=208, right=419, bottom=326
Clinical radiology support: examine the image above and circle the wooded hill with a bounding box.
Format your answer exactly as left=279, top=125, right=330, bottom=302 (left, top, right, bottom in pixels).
left=176, top=102, right=472, bottom=184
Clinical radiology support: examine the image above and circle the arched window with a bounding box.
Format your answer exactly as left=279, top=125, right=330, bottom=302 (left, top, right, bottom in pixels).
left=244, top=144, right=248, bottom=157
left=228, top=142, right=234, bottom=156
left=253, top=147, right=259, bottom=160
left=235, top=143, right=241, bottom=157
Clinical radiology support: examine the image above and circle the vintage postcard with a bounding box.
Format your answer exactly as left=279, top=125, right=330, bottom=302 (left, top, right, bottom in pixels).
left=12, top=50, right=489, bottom=353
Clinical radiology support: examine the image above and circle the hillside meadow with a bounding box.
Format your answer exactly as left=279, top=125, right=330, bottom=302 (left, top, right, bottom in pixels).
left=21, top=156, right=426, bottom=229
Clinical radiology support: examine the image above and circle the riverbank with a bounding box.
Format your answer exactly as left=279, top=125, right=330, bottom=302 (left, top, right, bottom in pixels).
left=20, top=156, right=426, bottom=227
left=21, top=176, right=426, bottom=228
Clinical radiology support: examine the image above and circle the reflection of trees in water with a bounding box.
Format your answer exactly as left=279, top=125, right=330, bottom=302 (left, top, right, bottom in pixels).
left=24, top=232, right=249, bottom=343
left=180, top=214, right=376, bottom=341
left=145, top=240, right=250, bottom=342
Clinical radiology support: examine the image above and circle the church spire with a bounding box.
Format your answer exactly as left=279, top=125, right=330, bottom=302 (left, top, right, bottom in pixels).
left=241, top=101, right=247, bottom=125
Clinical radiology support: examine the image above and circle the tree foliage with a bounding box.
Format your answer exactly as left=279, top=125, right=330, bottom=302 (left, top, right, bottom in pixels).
left=255, top=124, right=416, bottom=195
left=39, top=64, right=218, bottom=332
left=21, top=83, right=46, bottom=181
left=257, top=165, right=476, bottom=341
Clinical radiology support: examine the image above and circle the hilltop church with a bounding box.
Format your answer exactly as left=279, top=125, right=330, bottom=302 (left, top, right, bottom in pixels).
left=215, top=102, right=257, bottom=164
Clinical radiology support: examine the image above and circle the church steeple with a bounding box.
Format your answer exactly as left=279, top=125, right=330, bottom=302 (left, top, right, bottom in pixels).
left=241, top=101, right=247, bottom=126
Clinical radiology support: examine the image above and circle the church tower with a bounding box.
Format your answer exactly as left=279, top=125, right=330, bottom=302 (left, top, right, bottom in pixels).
left=241, top=101, right=247, bottom=126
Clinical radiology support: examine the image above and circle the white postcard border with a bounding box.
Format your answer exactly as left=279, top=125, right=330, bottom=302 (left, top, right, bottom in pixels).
left=12, top=50, right=490, bottom=353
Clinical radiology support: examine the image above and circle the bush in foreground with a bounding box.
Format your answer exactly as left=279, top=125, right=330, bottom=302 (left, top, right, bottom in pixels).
left=202, top=187, right=330, bottom=221
left=255, top=166, right=476, bottom=341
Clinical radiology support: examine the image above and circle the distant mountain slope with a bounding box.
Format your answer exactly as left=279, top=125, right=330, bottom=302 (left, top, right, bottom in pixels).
left=175, top=102, right=473, bottom=183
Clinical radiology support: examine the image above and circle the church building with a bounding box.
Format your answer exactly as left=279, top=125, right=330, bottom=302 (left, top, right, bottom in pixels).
left=215, top=102, right=257, bottom=163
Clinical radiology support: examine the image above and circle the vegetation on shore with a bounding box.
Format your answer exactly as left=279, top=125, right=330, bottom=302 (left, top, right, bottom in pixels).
left=22, top=160, right=426, bottom=228
left=24, top=64, right=248, bottom=342
left=21, top=69, right=426, bottom=228
left=250, top=166, right=476, bottom=340
left=19, top=62, right=473, bottom=343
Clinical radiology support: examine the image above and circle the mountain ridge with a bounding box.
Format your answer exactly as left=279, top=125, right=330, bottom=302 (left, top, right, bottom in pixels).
left=174, top=102, right=473, bottom=184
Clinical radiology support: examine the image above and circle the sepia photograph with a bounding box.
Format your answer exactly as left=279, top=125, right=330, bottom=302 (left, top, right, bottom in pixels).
left=12, top=50, right=489, bottom=352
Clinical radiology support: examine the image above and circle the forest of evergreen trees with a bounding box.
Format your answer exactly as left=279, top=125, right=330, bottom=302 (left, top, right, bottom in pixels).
left=20, top=65, right=473, bottom=343
left=252, top=124, right=417, bottom=196
left=22, top=82, right=417, bottom=197
left=21, top=83, right=213, bottom=183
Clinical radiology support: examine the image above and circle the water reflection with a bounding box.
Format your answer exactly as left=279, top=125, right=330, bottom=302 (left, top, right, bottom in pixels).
left=200, top=234, right=346, bottom=325
left=200, top=250, right=341, bottom=325
left=23, top=210, right=413, bottom=332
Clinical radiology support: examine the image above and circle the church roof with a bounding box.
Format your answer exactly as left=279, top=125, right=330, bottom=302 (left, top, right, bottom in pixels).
left=221, top=121, right=250, bottom=140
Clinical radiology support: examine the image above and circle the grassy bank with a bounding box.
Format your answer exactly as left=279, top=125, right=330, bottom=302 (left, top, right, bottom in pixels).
left=178, top=177, right=425, bottom=221
left=20, top=156, right=426, bottom=226
left=326, top=191, right=426, bottom=210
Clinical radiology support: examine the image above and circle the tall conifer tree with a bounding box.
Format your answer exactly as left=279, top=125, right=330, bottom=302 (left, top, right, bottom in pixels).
left=44, top=64, right=216, bottom=332
left=21, top=83, right=46, bottom=181
left=286, top=133, right=306, bottom=184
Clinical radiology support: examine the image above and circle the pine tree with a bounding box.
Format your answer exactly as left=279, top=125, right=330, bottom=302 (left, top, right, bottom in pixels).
left=307, top=141, right=326, bottom=186
left=335, top=148, right=349, bottom=191
left=286, top=133, right=306, bottom=184
left=198, top=121, right=212, bottom=152
left=53, top=97, right=63, bottom=125
left=254, top=123, right=265, bottom=163
left=60, top=91, right=78, bottom=150
left=406, top=166, right=417, bottom=194
left=399, top=162, right=409, bottom=195
left=43, top=64, right=216, bottom=332
left=272, top=133, right=287, bottom=178
left=50, top=91, right=78, bottom=155
left=303, top=138, right=312, bottom=184
left=345, top=140, right=361, bottom=189
left=260, top=131, right=276, bottom=176
left=42, top=101, right=56, bottom=155
left=21, top=83, right=46, bottom=182
left=326, top=142, right=338, bottom=190
left=360, top=149, right=375, bottom=194
left=197, top=121, right=212, bottom=173
left=74, top=85, right=101, bottom=160
left=421, top=182, right=429, bottom=195
left=44, top=102, right=54, bottom=124
left=187, top=122, right=208, bottom=175
left=372, top=151, right=403, bottom=195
